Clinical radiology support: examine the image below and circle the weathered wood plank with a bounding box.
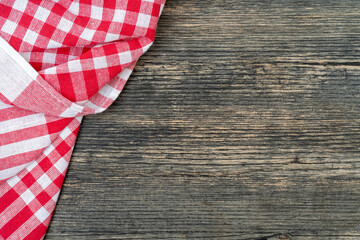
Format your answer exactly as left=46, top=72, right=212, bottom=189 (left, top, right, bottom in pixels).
left=46, top=0, right=360, bottom=239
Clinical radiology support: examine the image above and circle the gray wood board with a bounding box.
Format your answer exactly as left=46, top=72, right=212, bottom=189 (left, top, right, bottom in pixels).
left=46, top=0, right=360, bottom=239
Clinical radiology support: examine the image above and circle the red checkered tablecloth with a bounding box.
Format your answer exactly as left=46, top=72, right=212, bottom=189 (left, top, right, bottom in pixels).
left=0, top=0, right=165, bottom=239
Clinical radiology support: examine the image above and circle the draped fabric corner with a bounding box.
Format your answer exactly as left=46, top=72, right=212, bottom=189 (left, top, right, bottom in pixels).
left=0, top=0, right=166, bottom=239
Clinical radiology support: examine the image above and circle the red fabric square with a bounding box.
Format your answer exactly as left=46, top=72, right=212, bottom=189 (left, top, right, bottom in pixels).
left=56, top=141, right=71, bottom=156
left=36, top=191, right=51, bottom=205
left=128, top=38, right=141, bottom=51
left=120, top=23, right=135, bottom=36
left=53, top=174, right=65, bottom=188
left=103, top=43, right=119, bottom=56
left=23, top=173, right=36, bottom=188
left=39, top=157, right=53, bottom=173
left=151, top=3, right=161, bottom=17
left=0, top=4, right=12, bottom=18
left=39, top=23, right=57, bottom=39
left=18, top=13, right=33, bottom=28
left=126, top=0, right=141, bottom=13
left=63, top=33, right=79, bottom=46
left=9, top=36, right=22, bottom=51
left=0, top=189, right=19, bottom=212
left=47, top=118, right=73, bottom=135
left=50, top=3, right=67, bottom=17
left=58, top=72, right=76, bottom=101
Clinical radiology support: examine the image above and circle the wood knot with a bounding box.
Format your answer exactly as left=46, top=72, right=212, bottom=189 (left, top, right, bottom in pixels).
left=292, top=156, right=300, bottom=164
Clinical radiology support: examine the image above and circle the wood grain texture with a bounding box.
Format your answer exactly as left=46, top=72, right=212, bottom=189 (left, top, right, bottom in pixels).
left=46, top=0, right=360, bottom=239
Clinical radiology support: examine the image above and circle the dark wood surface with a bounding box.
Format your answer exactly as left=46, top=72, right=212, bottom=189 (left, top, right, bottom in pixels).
left=46, top=1, right=360, bottom=239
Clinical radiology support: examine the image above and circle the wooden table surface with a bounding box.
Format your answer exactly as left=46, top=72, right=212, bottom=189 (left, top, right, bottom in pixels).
left=46, top=1, right=360, bottom=239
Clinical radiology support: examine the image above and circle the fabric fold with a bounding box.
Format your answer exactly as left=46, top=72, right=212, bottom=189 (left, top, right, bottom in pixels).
left=0, top=36, right=152, bottom=118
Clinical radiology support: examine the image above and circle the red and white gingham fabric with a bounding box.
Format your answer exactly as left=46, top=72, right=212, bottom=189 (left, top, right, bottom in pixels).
left=0, top=0, right=165, bottom=239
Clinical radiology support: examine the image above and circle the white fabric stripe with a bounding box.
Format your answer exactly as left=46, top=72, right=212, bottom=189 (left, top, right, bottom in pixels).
left=59, top=107, right=79, bottom=117
left=142, top=42, right=153, bottom=53
left=84, top=101, right=106, bottom=113
left=0, top=163, right=29, bottom=180
left=59, top=102, right=84, bottom=117
left=75, top=100, right=87, bottom=106
left=26, top=160, right=38, bottom=171
left=119, top=67, right=132, bottom=80
left=0, top=36, right=38, bottom=80
left=59, top=127, right=72, bottom=140
left=54, top=157, right=68, bottom=174
left=7, top=175, right=21, bottom=187
left=0, top=36, right=40, bottom=101
left=0, top=113, right=46, bottom=134
left=0, top=101, right=13, bottom=110
left=52, top=191, right=60, bottom=202
left=98, top=84, right=120, bottom=100
left=0, top=135, right=51, bottom=159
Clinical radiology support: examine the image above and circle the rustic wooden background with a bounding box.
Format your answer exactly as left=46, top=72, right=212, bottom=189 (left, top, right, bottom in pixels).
left=46, top=0, right=360, bottom=239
